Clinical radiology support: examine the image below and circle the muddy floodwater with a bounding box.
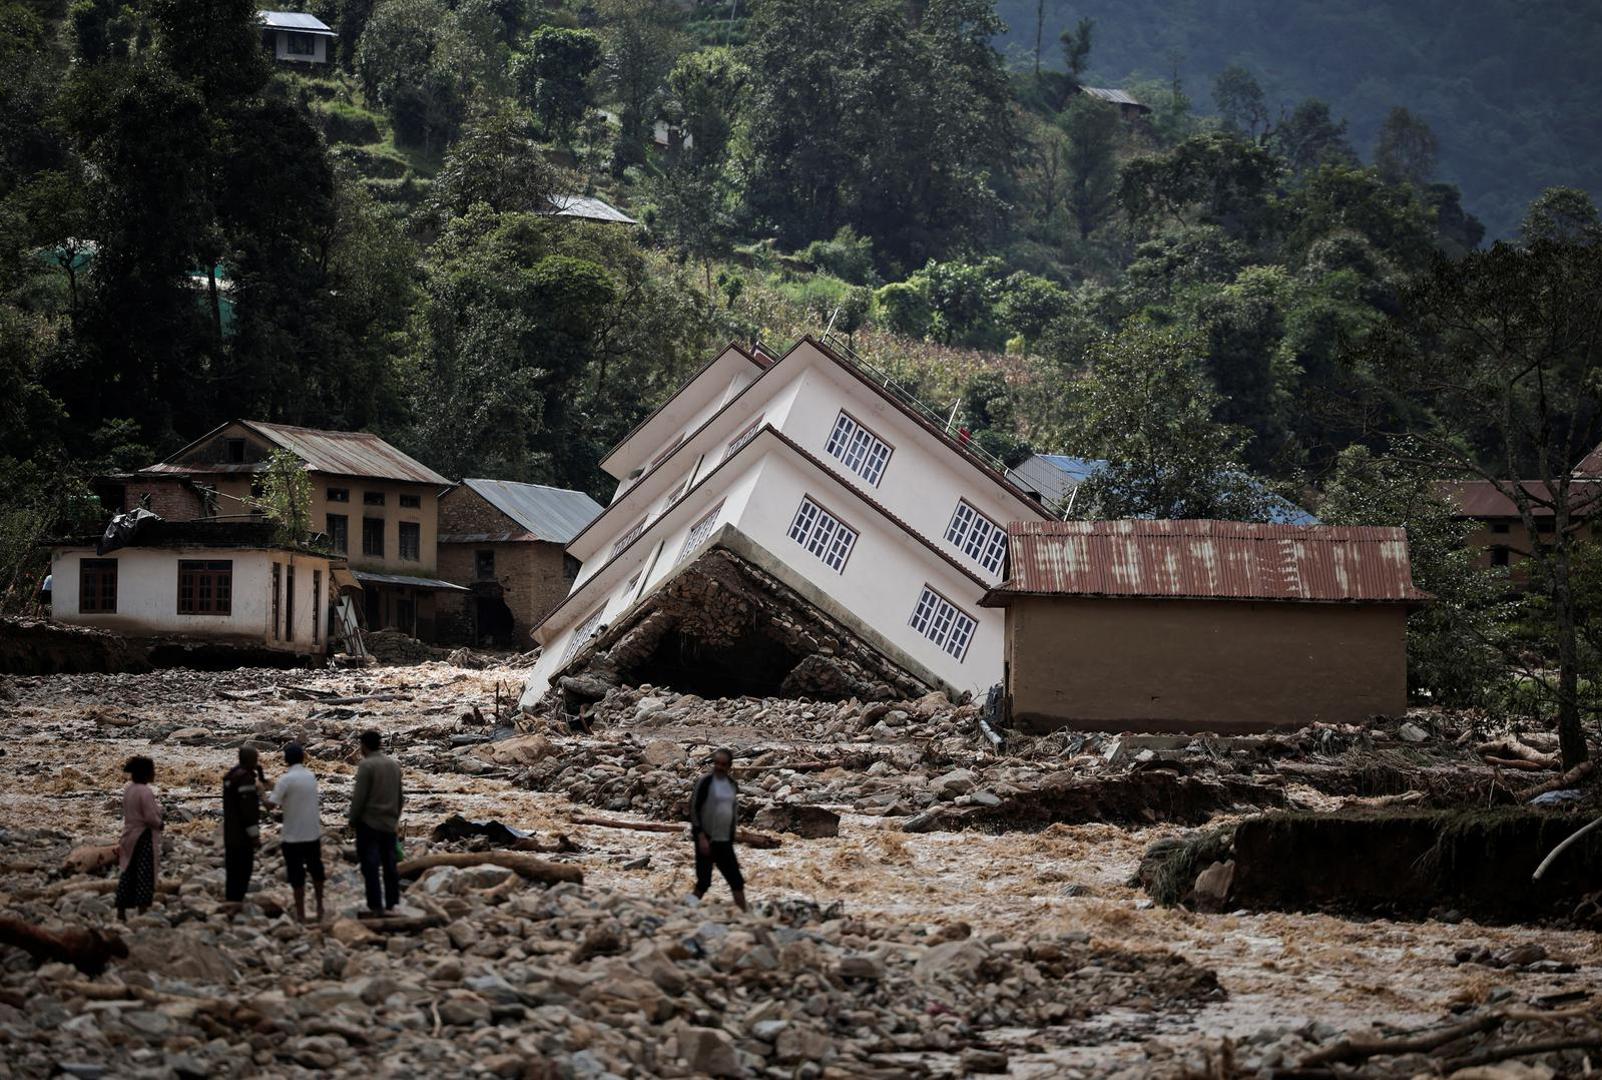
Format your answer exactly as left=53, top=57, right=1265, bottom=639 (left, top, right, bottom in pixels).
left=3, top=661, right=1599, bottom=1077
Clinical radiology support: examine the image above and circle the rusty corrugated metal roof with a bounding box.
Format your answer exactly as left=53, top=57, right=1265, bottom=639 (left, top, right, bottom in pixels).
left=243, top=422, right=449, bottom=485
left=988, top=519, right=1429, bottom=604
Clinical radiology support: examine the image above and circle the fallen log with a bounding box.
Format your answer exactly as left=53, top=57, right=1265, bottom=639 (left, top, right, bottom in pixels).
left=1519, top=761, right=1595, bottom=801
left=359, top=914, right=446, bottom=933
left=0, top=917, right=128, bottom=976
left=1478, top=738, right=1560, bottom=769
left=1440, top=1034, right=1602, bottom=1072
left=1483, top=756, right=1551, bottom=772
left=569, top=814, right=781, bottom=849
left=42, top=879, right=180, bottom=900
left=395, top=851, right=583, bottom=884
left=1298, top=1013, right=1504, bottom=1067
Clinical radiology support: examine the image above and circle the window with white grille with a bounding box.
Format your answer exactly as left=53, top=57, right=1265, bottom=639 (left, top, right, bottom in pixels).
left=786, top=497, right=858, bottom=573
left=824, top=412, right=892, bottom=486
left=560, top=606, right=607, bottom=664
left=676, top=501, right=724, bottom=564
left=611, top=518, right=646, bottom=558
left=725, top=415, right=764, bottom=457
left=908, top=586, right=976, bottom=661
left=944, top=500, right=1007, bottom=574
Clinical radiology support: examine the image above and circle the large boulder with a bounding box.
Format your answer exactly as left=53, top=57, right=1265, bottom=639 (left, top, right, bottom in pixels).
left=678, top=1026, right=741, bottom=1077
left=751, top=804, right=840, bottom=839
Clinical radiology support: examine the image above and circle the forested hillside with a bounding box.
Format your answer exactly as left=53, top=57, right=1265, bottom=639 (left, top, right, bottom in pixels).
left=995, top=0, right=1602, bottom=239
left=4, top=0, right=1602, bottom=727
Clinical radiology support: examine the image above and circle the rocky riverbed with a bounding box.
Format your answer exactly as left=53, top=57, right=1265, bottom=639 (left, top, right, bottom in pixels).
left=3, top=662, right=1601, bottom=1078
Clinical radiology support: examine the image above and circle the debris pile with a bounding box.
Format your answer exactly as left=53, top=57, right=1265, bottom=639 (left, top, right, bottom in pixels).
left=0, top=826, right=1221, bottom=1078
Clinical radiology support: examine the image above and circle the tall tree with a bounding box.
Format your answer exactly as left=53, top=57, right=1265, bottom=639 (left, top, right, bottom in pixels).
left=598, top=0, right=681, bottom=167
left=1361, top=236, right=1602, bottom=766
left=1211, top=64, right=1269, bottom=141
left=514, top=26, right=602, bottom=142
left=1068, top=321, right=1277, bottom=520
left=1059, top=95, right=1119, bottom=240
left=1372, top=106, right=1438, bottom=189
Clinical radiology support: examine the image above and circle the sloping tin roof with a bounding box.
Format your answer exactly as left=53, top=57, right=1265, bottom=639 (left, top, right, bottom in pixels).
left=989, top=519, right=1429, bottom=604
left=243, top=422, right=449, bottom=485
left=545, top=194, right=638, bottom=225
left=1443, top=479, right=1602, bottom=519
left=1079, top=86, right=1147, bottom=108
left=459, top=479, right=603, bottom=544
left=258, top=10, right=336, bottom=33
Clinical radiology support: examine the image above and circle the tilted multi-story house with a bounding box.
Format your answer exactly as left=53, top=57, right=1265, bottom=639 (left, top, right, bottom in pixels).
left=518, top=337, right=1055, bottom=712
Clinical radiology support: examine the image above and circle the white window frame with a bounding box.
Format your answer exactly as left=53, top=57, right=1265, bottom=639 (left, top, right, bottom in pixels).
left=676, top=501, right=724, bottom=565
left=824, top=411, right=893, bottom=486
left=944, top=499, right=1007, bottom=574
left=560, top=606, right=607, bottom=665
left=724, top=414, right=764, bottom=458
left=908, top=585, right=977, bottom=661
left=610, top=518, right=647, bottom=559
left=786, top=497, right=858, bottom=573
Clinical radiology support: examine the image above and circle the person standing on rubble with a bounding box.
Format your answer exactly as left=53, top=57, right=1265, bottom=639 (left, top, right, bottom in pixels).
left=222, top=746, right=264, bottom=905
left=267, top=743, right=325, bottom=923
left=350, top=730, right=404, bottom=916
left=115, top=756, right=162, bottom=922
left=690, top=748, right=748, bottom=912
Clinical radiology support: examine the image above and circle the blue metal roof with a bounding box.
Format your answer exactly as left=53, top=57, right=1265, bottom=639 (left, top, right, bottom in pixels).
left=460, top=479, right=603, bottom=544
left=1023, top=453, right=1318, bottom=525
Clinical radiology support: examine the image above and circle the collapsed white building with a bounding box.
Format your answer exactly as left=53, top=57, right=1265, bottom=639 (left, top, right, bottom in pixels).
left=519, top=337, right=1054, bottom=713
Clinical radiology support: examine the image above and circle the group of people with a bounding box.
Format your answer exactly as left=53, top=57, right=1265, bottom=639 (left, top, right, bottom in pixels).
left=114, top=730, right=406, bottom=922
left=114, top=738, right=753, bottom=921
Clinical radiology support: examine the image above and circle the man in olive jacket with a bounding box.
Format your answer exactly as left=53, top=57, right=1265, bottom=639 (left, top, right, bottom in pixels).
left=350, top=730, right=404, bottom=915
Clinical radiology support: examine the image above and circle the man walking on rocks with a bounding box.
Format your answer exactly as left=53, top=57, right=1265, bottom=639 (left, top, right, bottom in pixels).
left=222, top=746, right=264, bottom=905
left=268, top=744, right=325, bottom=923
left=350, top=730, right=404, bottom=916
left=690, top=748, right=747, bottom=912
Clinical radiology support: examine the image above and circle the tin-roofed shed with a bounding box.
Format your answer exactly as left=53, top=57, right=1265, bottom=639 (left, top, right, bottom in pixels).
left=257, top=10, right=335, bottom=63
left=435, top=479, right=604, bottom=647
left=981, top=520, right=1429, bottom=734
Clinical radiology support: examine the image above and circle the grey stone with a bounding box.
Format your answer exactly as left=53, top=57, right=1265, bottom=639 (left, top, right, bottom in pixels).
left=679, top=1026, right=741, bottom=1077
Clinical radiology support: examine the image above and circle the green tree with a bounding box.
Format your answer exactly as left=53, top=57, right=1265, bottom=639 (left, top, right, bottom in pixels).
left=257, top=448, right=313, bottom=543
left=357, top=0, right=483, bottom=152
left=598, top=0, right=681, bottom=165
left=1211, top=64, right=1269, bottom=140
left=1068, top=321, right=1276, bottom=520
left=1521, top=187, right=1602, bottom=247
left=1372, top=105, right=1437, bottom=189
left=1321, top=445, right=1512, bottom=706
left=1359, top=236, right=1602, bottom=766
left=430, top=110, right=564, bottom=217
left=1270, top=99, right=1355, bottom=175
left=1059, top=95, right=1120, bottom=240
left=1119, top=133, right=1279, bottom=242
left=514, top=25, right=602, bottom=141
left=1058, top=15, right=1092, bottom=88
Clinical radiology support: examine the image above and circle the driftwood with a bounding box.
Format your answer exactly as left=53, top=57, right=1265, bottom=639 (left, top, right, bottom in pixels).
left=1299, top=1013, right=1505, bottom=1067
left=395, top=851, right=583, bottom=884
left=0, top=917, right=128, bottom=976
left=1484, top=756, right=1552, bottom=772
left=569, top=814, right=782, bottom=849
left=1519, top=760, right=1595, bottom=801
left=42, top=879, right=180, bottom=900
left=359, top=914, right=446, bottom=933
left=1478, top=737, right=1560, bottom=769
left=1440, top=1034, right=1602, bottom=1071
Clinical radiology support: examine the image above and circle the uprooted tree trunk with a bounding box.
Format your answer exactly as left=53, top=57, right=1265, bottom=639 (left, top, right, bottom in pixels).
left=0, top=916, right=128, bottom=976
left=395, top=851, right=583, bottom=884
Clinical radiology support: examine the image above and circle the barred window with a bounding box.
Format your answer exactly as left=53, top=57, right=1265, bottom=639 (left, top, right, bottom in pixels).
left=944, top=500, right=1007, bottom=574
left=908, top=586, right=976, bottom=661
left=725, top=415, right=764, bottom=457
left=560, top=606, right=607, bottom=664
left=824, top=412, right=892, bottom=486
left=786, top=497, right=858, bottom=573
left=676, top=501, right=724, bottom=565
left=611, top=518, right=647, bottom=559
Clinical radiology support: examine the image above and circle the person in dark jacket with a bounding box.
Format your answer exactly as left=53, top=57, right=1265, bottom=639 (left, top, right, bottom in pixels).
left=350, top=730, right=404, bottom=915
left=222, top=746, right=264, bottom=904
left=689, top=748, right=747, bottom=911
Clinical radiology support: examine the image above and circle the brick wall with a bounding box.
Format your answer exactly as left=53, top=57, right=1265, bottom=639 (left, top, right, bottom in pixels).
left=437, top=485, right=582, bottom=646
left=124, top=479, right=207, bottom=521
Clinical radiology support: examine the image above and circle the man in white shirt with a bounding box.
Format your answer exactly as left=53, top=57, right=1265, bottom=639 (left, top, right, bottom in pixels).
left=267, top=744, right=325, bottom=923
left=689, top=748, right=747, bottom=912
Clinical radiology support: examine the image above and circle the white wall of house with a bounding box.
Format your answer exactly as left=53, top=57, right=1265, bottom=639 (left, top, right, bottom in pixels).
left=51, top=547, right=330, bottom=652
left=523, top=338, right=1048, bottom=708
left=273, top=29, right=329, bottom=63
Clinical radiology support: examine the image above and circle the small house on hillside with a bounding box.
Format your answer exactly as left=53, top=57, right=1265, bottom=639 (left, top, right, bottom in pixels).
left=50, top=520, right=338, bottom=659
left=544, top=194, right=638, bottom=226
left=258, top=11, right=336, bottom=64
left=104, top=420, right=463, bottom=641
left=981, top=519, right=1429, bottom=734
left=1071, top=86, right=1151, bottom=120
left=437, top=479, right=603, bottom=647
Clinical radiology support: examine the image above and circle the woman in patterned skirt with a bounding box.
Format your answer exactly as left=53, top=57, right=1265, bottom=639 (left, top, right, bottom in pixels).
left=115, top=756, right=162, bottom=921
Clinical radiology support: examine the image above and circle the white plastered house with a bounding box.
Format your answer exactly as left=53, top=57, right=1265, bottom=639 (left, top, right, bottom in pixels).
left=258, top=11, right=336, bottom=64
left=519, top=337, right=1054, bottom=709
